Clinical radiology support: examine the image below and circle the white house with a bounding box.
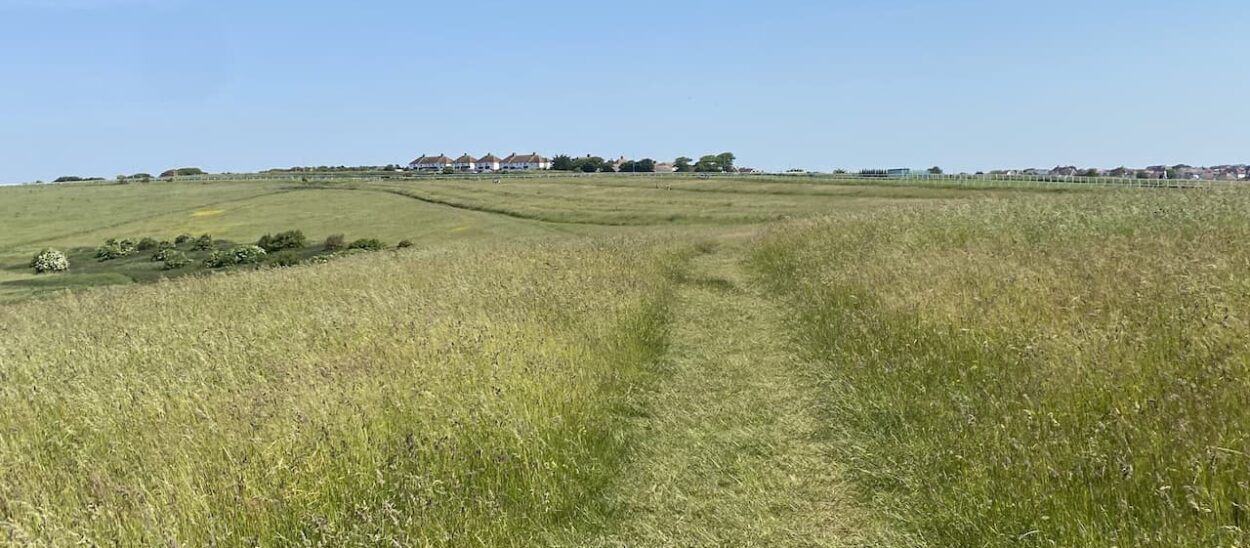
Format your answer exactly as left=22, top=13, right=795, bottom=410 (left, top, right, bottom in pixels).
left=501, top=152, right=551, bottom=171
left=476, top=153, right=503, bottom=172
left=409, top=154, right=454, bottom=171
left=453, top=154, right=477, bottom=171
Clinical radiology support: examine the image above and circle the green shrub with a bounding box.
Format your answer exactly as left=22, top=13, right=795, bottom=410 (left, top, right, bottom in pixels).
left=323, top=234, right=346, bottom=251
left=397, top=240, right=414, bottom=249
left=30, top=249, right=69, bottom=274
left=258, top=230, right=307, bottom=252
left=231, top=245, right=267, bottom=265
left=95, top=243, right=130, bottom=261
left=161, top=250, right=189, bottom=270
left=175, top=234, right=193, bottom=245
left=137, top=237, right=159, bottom=251
left=193, top=234, right=214, bottom=251
left=348, top=238, right=385, bottom=251
left=151, top=245, right=179, bottom=262
left=202, top=250, right=233, bottom=268
left=267, top=250, right=302, bottom=267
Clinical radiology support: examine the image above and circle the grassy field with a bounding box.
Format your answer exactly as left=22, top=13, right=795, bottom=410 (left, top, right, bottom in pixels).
left=751, top=189, right=1250, bottom=546
left=1, top=175, right=1246, bottom=545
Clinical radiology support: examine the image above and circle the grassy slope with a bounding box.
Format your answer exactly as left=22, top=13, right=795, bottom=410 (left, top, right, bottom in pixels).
left=0, top=182, right=576, bottom=303
left=0, top=242, right=686, bottom=546
left=751, top=189, right=1250, bottom=546
left=13, top=176, right=1237, bottom=545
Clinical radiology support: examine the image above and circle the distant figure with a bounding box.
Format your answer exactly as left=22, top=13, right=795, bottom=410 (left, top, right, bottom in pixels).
left=493, top=178, right=500, bottom=184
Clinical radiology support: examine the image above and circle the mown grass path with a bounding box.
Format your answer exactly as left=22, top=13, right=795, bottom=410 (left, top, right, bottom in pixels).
left=584, top=246, right=874, bottom=547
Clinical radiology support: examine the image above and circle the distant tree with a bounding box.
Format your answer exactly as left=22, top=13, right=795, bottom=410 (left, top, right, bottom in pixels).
left=694, top=155, right=721, bottom=172
left=636, top=158, right=656, bottom=172
left=160, top=167, right=205, bottom=178
left=600, top=161, right=616, bottom=173
left=674, top=157, right=694, bottom=172
left=1165, top=168, right=1179, bottom=180
left=928, top=166, right=944, bottom=175
left=692, top=152, right=736, bottom=173
left=573, top=156, right=606, bottom=173
left=551, top=155, right=575, bottom=171
left=1082, top=168, right=1100, bottom=177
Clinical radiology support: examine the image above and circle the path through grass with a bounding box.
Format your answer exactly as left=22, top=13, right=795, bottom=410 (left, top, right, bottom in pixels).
left=584, top=245, right=875, bottom=546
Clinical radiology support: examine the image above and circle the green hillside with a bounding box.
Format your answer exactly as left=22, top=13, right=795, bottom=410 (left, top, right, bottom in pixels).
left=1, top=176, right=1247, bottom=546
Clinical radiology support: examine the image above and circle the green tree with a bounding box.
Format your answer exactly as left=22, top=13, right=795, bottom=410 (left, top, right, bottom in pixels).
left=573, top=156, right=606, bottom=173
left=715, top=152, right=736, bottom=171
left=551, top=155, right=575, bottom=171
left=928, top=166, right=944, bottom=175
left=694, top=155, right=721, bottom=172
left=674, top=157, right=694, bottom=172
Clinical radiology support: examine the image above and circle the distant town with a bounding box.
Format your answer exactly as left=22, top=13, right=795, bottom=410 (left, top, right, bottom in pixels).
left=23, top=155, right=1250, bottom=184
left=977, top=164, right=1250, bottom=181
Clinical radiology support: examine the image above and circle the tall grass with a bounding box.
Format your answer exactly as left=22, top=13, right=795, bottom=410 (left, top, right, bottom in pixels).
left=0, top=241, right=688, bottom=545
left=751, top=190, right=1250, bottom=546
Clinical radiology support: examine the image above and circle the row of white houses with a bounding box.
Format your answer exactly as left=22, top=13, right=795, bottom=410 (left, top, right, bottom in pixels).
left=409, top=153, right=551, bottom=172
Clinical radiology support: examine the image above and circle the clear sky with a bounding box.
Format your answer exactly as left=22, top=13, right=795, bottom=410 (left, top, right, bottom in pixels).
left=2, top=0, right=1247, bottom=183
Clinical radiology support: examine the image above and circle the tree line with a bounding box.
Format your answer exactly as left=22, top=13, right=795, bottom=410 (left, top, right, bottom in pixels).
left=550, top=152, right=736, bottom=173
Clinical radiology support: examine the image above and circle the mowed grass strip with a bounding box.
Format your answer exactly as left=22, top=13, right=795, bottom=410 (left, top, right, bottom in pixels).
left=751, top=189, right=1250, bottom=546
left=0, top=240, right=690, bottom=546
left=364, top=178, right=983, bottom=226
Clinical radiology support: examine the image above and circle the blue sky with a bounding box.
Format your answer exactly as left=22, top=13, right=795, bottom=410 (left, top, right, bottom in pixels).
left=1, top=0, right=1247, bottom=183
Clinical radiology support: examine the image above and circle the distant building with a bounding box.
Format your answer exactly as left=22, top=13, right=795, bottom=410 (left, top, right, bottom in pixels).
left=409, top=154, right=454, bottom=171
left=653, top=162, right=676, bottom=173
left=452, top=154, right=477, bottom=171
left=477, top=153, right=503, bottom=172
left=501, top=152, right=551, bottom=171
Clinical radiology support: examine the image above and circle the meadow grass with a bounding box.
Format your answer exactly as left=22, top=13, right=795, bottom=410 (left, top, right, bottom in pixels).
left=362, top=177, right=982, bottom=226
left=750, top=189, right=1250, bottom=546
left=0, top=240, right=691, bottom=545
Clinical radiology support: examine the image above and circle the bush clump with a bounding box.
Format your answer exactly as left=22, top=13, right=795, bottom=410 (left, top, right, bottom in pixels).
left=267, top=250, right=302, bottom=267
left=203, top=250, right=233, bottom=268
left=397, top=240, right=414, bottom=249
left=323, top=234, right=346, bottom=251
left=231, top=245, right=267, bottom=265
left=151, top=245, right=179, bottom=262
left=95, top=239, right=136, bottom=261
left=258, top=230, right=307, bottom=252
left=193, top=234, right=214, bottom=251
left=30, top=249, right=69, bottom=274
left=161, top=250, right=190, bottom=270
left=348, top=238, right=385, bottom=251
left=175, top=234, right=193, bottom=245
left=137, top=237, right=159, bottom=251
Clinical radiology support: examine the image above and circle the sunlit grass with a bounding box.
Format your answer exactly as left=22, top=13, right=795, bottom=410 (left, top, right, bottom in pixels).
left=0, top=241, right=690, bottom=545
left=751, top=189, right=1250, bottom=546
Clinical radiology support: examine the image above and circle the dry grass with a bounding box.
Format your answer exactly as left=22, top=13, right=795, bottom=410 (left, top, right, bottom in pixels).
left=0, top=241, right=689, bottom=545
left=751, top=189, right=1250, bottom=546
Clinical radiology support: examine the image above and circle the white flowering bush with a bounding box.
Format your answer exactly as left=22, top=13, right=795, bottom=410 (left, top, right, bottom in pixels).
left=231, top=245, right=267, bottom=265
left=30, top=249, right=69, bottom=274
